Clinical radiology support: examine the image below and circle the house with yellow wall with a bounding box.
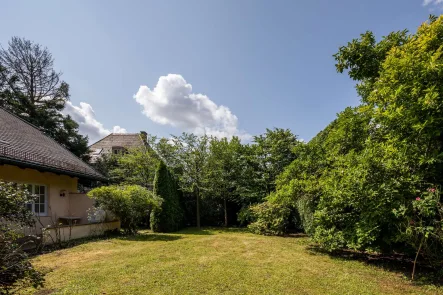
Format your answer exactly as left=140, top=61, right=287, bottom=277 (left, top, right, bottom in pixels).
left=0, top=108, right=119, bottom=243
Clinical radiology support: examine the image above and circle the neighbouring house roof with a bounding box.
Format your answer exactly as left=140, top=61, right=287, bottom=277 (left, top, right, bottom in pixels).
left=89, top=133, right=146, bottom=150
left=0, top=108, right=106, bottom=181
left=88, top=133, right=147, bottom=162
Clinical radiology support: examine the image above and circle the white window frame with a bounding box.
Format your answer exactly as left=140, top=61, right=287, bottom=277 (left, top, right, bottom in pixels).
left=25, top=184, right=48, bottom=216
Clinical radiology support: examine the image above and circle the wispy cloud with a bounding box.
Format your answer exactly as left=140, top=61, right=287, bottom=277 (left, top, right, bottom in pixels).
left=63, top=101, right=127, bottom=143
left=134, top=74, right=251, bottom=141
left=423, top=0, right=443, bottom=8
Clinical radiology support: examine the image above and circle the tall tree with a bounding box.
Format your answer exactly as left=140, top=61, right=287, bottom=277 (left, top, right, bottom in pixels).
left=171, top=133, right=210, bottom=228
left=252, top=128, right=299, bottom=196
left=0, top=37, right=89, bottom=159
left=206, top=136, right=243, bottom=226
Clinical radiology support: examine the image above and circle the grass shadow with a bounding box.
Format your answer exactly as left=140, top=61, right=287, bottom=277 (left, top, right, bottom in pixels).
left=306, top=244, right=442, bottom=286
left=213, top=227, right=250, bottom=234
left=117, top=233, right=182, bottom=242
left=285, top=233, right=309, bottom=239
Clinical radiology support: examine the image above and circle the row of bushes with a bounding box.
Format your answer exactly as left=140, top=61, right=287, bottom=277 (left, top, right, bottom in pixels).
left=88, top=161, right=185, bottom=234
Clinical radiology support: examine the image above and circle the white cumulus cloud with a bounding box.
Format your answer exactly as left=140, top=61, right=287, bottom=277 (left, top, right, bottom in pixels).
left=63, top=101, right=127, bottom=143
left=134, top=74, right=250, bottom=140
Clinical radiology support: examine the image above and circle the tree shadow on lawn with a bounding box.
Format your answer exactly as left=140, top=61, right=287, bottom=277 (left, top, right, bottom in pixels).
left=176, top=227, right=214, bottom=235
left=306, top=245, right=443, bottom=287
left=177, top=227, right=250, bottom=235
left=117, top=233, right=182, bottom=242
left=285, top=232, right=309, bottom=239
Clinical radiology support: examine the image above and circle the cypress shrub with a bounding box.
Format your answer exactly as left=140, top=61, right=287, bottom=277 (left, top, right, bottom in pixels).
left=150, top=161, right=185, bottom=232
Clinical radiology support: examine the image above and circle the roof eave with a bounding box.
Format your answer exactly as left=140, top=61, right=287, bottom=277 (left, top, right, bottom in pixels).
left=0, top=157, right=107, bottom=182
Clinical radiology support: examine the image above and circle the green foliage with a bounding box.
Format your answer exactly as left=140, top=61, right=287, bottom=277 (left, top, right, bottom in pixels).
left=334, top=30, right=408, bottom=83
left=0, top=181, right=44, bottom=293
left=170, top=133, right=210, bottom=228
left=248, top=201, right=291, bottom=236
left=146, top=129, right=299, bottom=228
left=267, top=107, right=369, bottom=236
left=150, top=161, right=185, bottom=232
left=206, top=136, right=244, bottom=226
left=250, top=128, right=299, bottom=196
left=0, top=37, right=89, bottom=160
left=88, top=185, right=162, bottom=234
left=313, top=142, right=420, bottom=252
left=295, top=195, right=315, bottom=235
left=109, top=147, right=160, bottom=188
left=91, top=153, right=120, bottom=180
left=237, top=206, right=255, bottom=226
left=394, top=187, right=443, bottom=269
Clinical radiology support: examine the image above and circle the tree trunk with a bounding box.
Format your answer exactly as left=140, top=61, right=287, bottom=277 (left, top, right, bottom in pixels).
left=196, top=190, right=201, bottom=229
left=224, top=197, right=228, bottom=227
left=412, top=236, right=425, bottom=280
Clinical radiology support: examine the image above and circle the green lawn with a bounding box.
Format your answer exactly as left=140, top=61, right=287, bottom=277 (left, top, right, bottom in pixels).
left=20, top=228, right=442, bottom=295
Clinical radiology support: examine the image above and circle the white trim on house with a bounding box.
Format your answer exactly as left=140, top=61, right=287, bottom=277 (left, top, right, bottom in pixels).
left=25, top=183, right=48, bottom=216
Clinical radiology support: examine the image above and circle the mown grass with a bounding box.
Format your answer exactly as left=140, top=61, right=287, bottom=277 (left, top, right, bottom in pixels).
left=19, top=228, right=442, bottom=295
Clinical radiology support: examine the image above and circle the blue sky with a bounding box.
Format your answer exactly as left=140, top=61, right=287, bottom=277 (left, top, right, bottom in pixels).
left=0, top=0, right=439, bottom=143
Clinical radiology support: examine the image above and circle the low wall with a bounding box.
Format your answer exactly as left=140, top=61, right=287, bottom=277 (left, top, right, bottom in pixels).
left=42, top=220, right=120, bottom=244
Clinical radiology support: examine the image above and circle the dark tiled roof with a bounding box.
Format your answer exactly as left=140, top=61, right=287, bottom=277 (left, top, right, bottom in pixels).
left=0, top=108, right=105, bottom=181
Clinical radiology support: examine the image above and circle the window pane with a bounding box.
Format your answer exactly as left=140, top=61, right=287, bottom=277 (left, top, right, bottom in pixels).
left=35, top=185, right=40, bottom=194
left=34, top=203, right=40, bottom=213
left=40, top=186, right=45, bottom=194
left=40, top=204, right=45, bottom=213
left=40, top=195, right=45, bottom=203
left=26, top=203, right=32, bottom=211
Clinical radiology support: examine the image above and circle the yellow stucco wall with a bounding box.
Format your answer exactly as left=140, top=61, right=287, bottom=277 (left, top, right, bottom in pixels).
left=68, top=192, right=94, bottom=223
left=0, top=164, right=93, bottom=231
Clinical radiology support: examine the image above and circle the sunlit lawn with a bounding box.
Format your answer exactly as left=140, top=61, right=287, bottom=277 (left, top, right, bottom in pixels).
left=20, top=228, right=442, bottom=295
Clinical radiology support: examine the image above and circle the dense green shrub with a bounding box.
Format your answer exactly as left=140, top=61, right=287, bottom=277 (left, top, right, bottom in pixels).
left=0, top=181, right=44, bottom=294
left=295, top=195, right=315, bottom=235
left=258, top=17, right=443, bottom=278
left=150, top=161, right=185, bottom=232
left=88, top=185, right=162, bottom=234
left=313, top=144, right=420, bottom=252
left=394, top=187, right=443, bottom=275
left=237, top=206, right=256, bottom=226
left=247, top=202, right=291, bottom=236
